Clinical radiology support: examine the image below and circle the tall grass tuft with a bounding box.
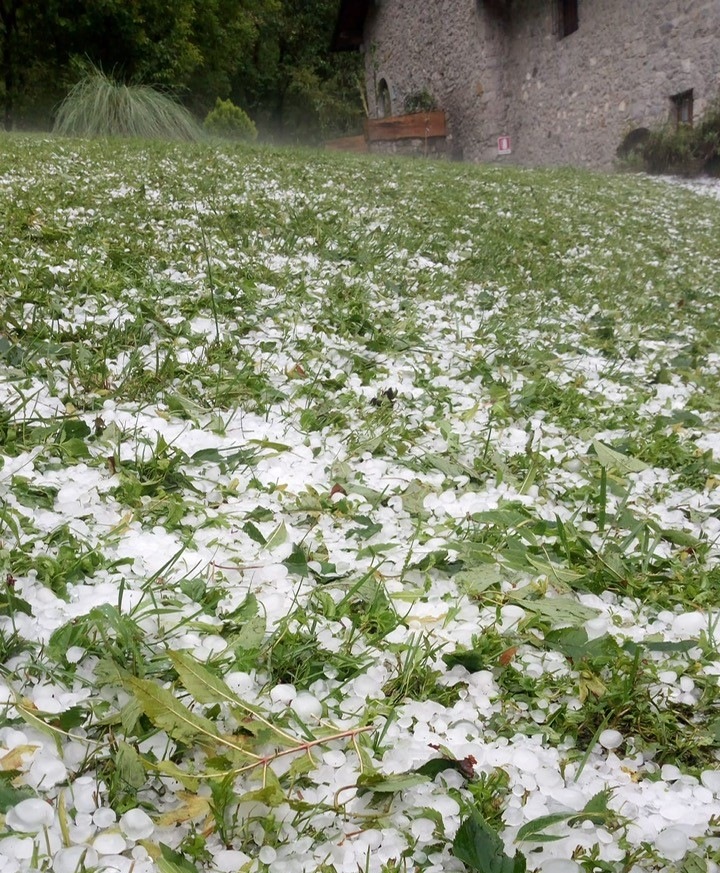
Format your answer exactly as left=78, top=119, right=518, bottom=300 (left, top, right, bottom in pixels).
left=53, top=68, right=203, bottom=142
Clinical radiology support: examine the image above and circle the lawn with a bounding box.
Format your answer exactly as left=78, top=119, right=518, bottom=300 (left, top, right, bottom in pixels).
left=1, top=135, right=720, bottom=873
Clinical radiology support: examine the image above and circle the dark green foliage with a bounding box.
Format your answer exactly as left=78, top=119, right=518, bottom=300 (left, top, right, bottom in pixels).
left=636, top=96, right=720, bottom=176
left=203, top=97, right=257, bottom=141
left=1, top=0, right=363, bottom=140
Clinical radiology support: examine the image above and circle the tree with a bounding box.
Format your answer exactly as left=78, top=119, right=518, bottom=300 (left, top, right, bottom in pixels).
left=0, top=0, right=362, bottom=138
left=231, top=0, right=363, bottom=141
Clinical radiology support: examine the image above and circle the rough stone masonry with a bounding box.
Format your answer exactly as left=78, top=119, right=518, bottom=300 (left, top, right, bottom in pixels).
left=355, top=0, right=720, bottom=168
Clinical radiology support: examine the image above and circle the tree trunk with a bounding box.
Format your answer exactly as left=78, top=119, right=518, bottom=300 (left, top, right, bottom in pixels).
left=0, top=1, right=19, bottom=131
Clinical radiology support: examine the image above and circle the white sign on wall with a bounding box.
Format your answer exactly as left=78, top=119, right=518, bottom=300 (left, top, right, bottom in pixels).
left=497, top=136, right=512, bottom=155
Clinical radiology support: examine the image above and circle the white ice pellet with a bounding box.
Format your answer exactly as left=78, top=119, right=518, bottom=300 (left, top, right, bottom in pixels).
left=120, top=809, right=154, bottom=840
left=5, top=798, right=55, bottom=832
left=93, top=809, right=117, bottom=828
left=660, top=799, right=688, bottom=821
left=290, top=691, right=323, bottom=720
left=28, top=752, right=67, bottom=789
left=93, top=832, right=127, bottom=854
left=54, top=846, right=100, bottom=873
left=212, top=850, right=253, bottom=872
left=655, top=827, right=689, bottom=861
left=701, top=770, right=720, bottom=793
left=0, top=836, right=34, bottom=860
left=538, top=858, right=582, bottom=872
left=672, top=612, right=707, bottom=638
left=661, top=764, right=682, bottom=781
left=598, top=729, right=624, bottom=750
left=259, top=846, right=277, bottom=864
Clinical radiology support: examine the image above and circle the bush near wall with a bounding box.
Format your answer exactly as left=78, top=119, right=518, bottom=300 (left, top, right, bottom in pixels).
left=640, top=98, right=720, bottom=176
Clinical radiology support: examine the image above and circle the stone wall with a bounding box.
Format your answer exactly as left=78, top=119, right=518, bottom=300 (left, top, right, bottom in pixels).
left=361, top=0, right=720, bottom=168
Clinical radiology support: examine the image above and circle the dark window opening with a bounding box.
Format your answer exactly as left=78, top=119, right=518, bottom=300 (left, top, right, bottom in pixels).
left=377, top=78, right=391, bottom=118
left=558, top=0, right=579, bottom=38
left=671, top=89, right=694, bottom=127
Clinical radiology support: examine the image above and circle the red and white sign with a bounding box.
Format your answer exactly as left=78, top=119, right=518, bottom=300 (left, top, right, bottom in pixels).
left=497, top=136, right=512, bottom=155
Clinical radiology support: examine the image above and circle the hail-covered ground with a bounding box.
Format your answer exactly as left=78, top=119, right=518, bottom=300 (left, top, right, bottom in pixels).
left=1, top=136, right=720, bottom=873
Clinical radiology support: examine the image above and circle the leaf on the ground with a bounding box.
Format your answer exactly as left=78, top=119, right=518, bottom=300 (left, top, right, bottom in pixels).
left=222, top=593, right=258, bottom=623
left=170, top=652, right=292, bottom=748
left=0, top=744, right=38, bottom=771
left=122, top=676, right=219, bottom=747
left=443, top=648, right=488, bottom=673
left=115, top=741, right=146, bottom=789
left=454, top=565, right=502, bottom=596
left=265, top=521, right=288, bottom=551
left=660, top=528, right=702, bottom=548
left=248, top=438, right=291, bottom=453
left=526, top=554, right=583, bottom=585
left=243, top=521, right=266, bottom=545
left=154, top=760, right=201, bottom=791
left=0, top=779, right=34, bottom=813
left=60, top=437, right=90, bottom=460
left=357, top=772, right=430, bottom=795
left=453, top=812, right=526, bottom=873
left=592, top=440, right=649, bottom=474
left=400, top=479, right=433, bottom=516
left=170, top=650, right=241, bottom=708
left=157, top=843, right=201, bottom=873
left=229, top=613, right=266, bottom=651
left=347, top=483, right=386, bottom=506
left=472, top=509, right=530, bottom=528
left=568, top=789, right=613, bottom=826
left=421, top=453, right=470, bottom=478
left=681, top=854, right=709, bottom=873
left=510, top=595, right=599, bottom=626
left=416, top=752, right=477, bottom=781
left=544, top=628, right=618, bottom=662
left=236, top=768, right=286, bottom=807
left=516, top=812, right=572, bottom=842
left=283, top=545, right=309, bottom=577
left=155, top=792, right=211, bottom=826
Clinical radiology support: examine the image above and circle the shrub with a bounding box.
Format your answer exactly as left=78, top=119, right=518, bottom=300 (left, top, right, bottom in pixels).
left=203, top=98, right=257, bottom=141
left=53, top=67, right=203, bottom=142
left=403, top=88, right=437, bottom=115
left=637, top=95, right=720, bottom=176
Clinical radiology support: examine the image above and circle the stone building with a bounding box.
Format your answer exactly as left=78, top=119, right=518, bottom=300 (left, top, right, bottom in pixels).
left=332, top=0, right=720, bottom=168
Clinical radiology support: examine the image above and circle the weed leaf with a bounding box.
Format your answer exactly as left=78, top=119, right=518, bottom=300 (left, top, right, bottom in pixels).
left=122, top=676, right=219, bottom=747
left=516, top=812, right=571, bottom=842
left=454, top=812, right=526, bottom=873
left=510, top=595, right=599, bottom=626
left=357, top=773, right=430, bottom=794
left=115, top=741, right=146, bottom=789
left=158, top=843, right=200, bottom=873
left=169, top=650, right=240, bottom=707
left=592, top=440, right=649, bottom=474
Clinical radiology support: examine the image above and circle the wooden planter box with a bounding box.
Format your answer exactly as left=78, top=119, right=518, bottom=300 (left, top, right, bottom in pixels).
left=325, top=134, right=370, bottom=153
left=365, top=111, right=447, bottom=143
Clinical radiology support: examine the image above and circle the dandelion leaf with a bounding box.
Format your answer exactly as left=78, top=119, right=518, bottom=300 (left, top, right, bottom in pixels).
left=592, top=440, right=649, bottom=474
left=158, top=843, right=200, bottom=873
left=123, top=675, right=219, bottom=747
left=115, top=741, right=146, bottom=789
left=454, top=812, right=526, bottom=873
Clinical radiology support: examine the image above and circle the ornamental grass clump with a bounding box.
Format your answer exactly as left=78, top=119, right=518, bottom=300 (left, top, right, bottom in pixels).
left=53, top=68, right=203, bottom=142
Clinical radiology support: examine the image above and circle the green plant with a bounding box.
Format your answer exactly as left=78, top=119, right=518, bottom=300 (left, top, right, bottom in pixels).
left=639, top=93, right=720, bottom=175
left=403, top=88, right=437, bottom=115
left=203, top=97, right=257, bottom=141
left=53, top=66, right=203, bottom=141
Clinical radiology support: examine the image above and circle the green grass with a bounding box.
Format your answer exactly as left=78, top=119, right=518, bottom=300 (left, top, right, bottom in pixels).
left=1, top=133, right=720, bottom=873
